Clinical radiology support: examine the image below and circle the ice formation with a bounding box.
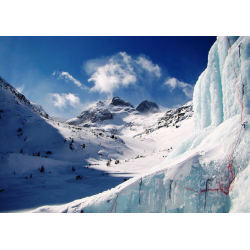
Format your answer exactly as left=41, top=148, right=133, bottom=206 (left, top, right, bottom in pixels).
left=193, top=36, right=250, bottom=129
left=31, top=36, right=250, bottom=213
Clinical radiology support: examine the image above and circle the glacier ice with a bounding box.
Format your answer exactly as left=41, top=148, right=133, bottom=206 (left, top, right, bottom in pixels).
left=31, top=36, right=250, bottom=213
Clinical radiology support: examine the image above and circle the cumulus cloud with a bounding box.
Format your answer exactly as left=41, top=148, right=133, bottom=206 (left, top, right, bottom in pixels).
left=88, top=62, right=137, bottom=96
left=49, top=93, right=80, bottom=109
left=164, top=77, right=194, bottom=98
left=86, top=52, right=161, bottom=96
left=53, top=71, right=88, bottom=90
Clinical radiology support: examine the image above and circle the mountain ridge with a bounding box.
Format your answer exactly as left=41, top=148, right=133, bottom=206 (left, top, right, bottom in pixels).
left=65, top=96, right=183, bottom=134
left=0, top=76, right=50, bottom=120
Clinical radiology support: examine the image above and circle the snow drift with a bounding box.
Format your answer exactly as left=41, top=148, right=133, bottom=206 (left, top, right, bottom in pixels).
left=31, top=36, right=250, bottom=213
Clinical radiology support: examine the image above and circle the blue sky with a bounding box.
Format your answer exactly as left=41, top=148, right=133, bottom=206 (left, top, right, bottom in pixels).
left=0, top=36, right=216, bottom=118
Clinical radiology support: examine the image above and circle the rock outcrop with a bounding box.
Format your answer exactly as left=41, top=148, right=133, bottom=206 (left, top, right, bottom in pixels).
left=110, top=97, right=134, bottom=108
left=136, top=100, right=160, bottom=113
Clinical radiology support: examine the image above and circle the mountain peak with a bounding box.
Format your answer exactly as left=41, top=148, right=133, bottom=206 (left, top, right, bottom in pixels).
left=136, top=100, right=160, bottom=113
left=110, top=97, right=134, bottom=108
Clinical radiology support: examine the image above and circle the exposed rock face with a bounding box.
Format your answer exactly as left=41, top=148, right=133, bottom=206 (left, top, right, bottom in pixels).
left=136, top=100, right=160, bottom=113
left=133, top=101, right=193, bottom=137
left=158, top=101, right=193, bottom=128
left=65, top=97, right=136, bottom=126
left=67, top=108, right=113, bottom=125
left=110, top=97, right=134, bottom=108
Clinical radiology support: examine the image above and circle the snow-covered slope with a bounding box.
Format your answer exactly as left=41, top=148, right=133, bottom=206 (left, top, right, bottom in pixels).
left=0, top=77, right=50, bottom=119
left=30, top=36, right=250, bottom=213
left=51, top=117, right=68, bottom=123
left=0, top=79, right=194, bottom=212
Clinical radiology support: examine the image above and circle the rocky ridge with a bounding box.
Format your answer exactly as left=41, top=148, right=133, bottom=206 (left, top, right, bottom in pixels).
left=65, top=97, right=137, bottom=127
left=158, top=101, right=193, bottom=128
left=65, top=96, right=193, bottom=137
left=132, top=101, right=193, bottom=137
left=0, top=76, right=50, bottom=119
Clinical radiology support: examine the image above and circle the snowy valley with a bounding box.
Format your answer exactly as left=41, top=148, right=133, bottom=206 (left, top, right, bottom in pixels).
left=1, top=36, right=250, bottom=213
left=0, top=76, right=194, bottom=212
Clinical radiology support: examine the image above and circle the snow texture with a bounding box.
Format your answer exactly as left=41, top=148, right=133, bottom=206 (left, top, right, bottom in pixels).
left=30, top=36, right=250, bottom=213
left=0, top=36, right=250, bottom=213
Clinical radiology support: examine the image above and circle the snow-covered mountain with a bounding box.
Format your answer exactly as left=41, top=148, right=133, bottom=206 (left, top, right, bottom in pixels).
left=0, top=79, right=194, bottom=212
left=0, top=76, right=50, bottom=119
left=64, top=96, right=186, bottom=138
left=65, top=97, right=160, bottom=130
left=30, top=36, right=250, bottom=213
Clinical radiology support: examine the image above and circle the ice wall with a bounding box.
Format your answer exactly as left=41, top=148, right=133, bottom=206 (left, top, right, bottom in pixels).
left=193, top=36, right=250, bottom=130
left=222, top=36, right=250, bottom=119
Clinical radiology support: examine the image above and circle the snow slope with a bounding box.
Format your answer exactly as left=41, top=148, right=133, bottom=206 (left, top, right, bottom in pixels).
left=30, top=36, right=250, bottom=213
left=0, top=77, right=194, bottom=212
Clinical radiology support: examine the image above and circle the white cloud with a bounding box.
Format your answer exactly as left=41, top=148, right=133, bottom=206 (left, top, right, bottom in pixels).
left=119, top=52, right=135, bottom=73
left=164, top=77, right=194, bottom=98
left=86, top=52, right=161, bottom=96
left=53, top=71, right=88, bottom=90
left=136, top=56, right=161, bottom=78
left=83, top=58, right=109, bottom=75
left=49, top=93, right=80, bottom=109
left=52, top=53, right=161, bottom=99
left=16, top=84, right=25, bottom=93
left=88, top=62, right=136, bottom=95
left=164, top=77, right=178, bottom=88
